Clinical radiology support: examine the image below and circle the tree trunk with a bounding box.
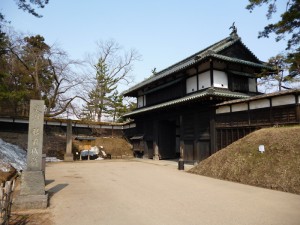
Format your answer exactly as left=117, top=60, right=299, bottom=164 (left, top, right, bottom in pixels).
left=34, top=60, right=41, bottom=99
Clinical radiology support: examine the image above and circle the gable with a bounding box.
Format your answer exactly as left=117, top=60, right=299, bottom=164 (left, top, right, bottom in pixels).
left=219, top=42, right=260, bottom=63
left=123, top=34, right=270, bottom=97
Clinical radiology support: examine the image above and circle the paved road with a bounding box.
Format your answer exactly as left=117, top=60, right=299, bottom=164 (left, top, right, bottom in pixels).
left=45, top=160, right=300, bottom=225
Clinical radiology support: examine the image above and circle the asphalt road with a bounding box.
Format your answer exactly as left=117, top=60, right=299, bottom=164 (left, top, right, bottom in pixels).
left=45, top=160, right=300, bottom=225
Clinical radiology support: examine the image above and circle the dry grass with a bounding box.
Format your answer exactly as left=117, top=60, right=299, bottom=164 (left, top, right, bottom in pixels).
left=0, top=132, right=134, bottom=160
left=189, top=126, right=300, bottom=194
left=94, top=137, right=133, bottom=157
left=0, top=132, right=66, bottom=159
left=0, top=167, right=16, bottom=184
left=9, top=210, right=53, bottom=225
left=72, top=136, right=133, bottom=158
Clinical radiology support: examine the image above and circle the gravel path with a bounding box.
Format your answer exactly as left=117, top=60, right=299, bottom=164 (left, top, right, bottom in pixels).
left=45, top=160, right=300, bottom=225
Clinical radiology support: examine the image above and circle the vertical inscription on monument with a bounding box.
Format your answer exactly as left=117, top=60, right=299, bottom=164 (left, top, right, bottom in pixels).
left=27, top=100, right=44, bottom=171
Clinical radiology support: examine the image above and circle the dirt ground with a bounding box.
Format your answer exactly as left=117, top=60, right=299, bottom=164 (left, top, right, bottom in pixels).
left=9, top=209, right=53, bottom=225
left=8, top=177, right=53, bottom=225
left=23, top=159, right=300, bottom=225
left=0, top=132, right=133, bottom=184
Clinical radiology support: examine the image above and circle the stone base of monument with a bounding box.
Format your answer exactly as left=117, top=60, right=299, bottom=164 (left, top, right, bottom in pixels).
left=64, top=153, right=74, bottom=161
left=13, top=194, right=48, bottom=210
left=13, top=171, right=48, bottom=210
left=153, top=155, right=160, bottom=160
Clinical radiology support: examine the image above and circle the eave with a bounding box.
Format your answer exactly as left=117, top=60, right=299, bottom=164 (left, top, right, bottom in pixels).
left=124, top=88, right=250, bottom=117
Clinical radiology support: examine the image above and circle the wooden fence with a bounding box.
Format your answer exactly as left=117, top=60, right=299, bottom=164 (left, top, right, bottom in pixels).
left=0, top=180, right=16, bottom=225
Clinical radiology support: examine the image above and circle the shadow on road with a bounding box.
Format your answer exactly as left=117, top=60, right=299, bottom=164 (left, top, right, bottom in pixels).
left=45, top=179, right=55, bottom=186
left=47, top=183, right=68, bottom=200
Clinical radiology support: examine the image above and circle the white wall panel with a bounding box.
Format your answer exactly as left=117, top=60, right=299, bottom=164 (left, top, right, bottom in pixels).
left=272, top=95, right=295, bottom=106
left=249, top=99, right=270, bottom=109
left=216, top=106, right=231, bottom=114
left=232, top=103, right=248, bottom=112
left=137, top=96, right=144, bottom=108
left=213, top=71, right=228, bottom=88
left=198, top=71, right=211, bottom=89
left=248, top=78, right=257, bottom=92
left=186, top=76, right=197, bottom=94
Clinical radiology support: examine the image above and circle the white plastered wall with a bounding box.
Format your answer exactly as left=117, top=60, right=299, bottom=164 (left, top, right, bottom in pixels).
left=186, top=76, right=197, bottom=94
left=213, top=71, right=228, bottom=88
left=198, top=71, right=211, bottom=90
left=248, top=78, right=257, bottom=92
left=232, top=103, right=248, bottom=112
left=216, top=105, right=231, bottom=114
left=272, top=95, right=295, bottom=106
left=137, top=96, right=144, bottom=108
left=249, top=99, right=270, bottom=109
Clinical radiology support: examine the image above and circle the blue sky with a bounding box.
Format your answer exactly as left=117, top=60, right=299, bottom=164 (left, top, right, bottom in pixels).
left=2, top=0, right=288, bottom=89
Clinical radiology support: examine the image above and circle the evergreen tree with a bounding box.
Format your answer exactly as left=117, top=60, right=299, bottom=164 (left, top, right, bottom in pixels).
left=22, top=35, right=52, bottom=100
left=83, top=59, right=117, bottom=121
left=0, top=32, right=83, bottom=117
left=247, top=0, right=300, bottom=90
left=106, top=90, right=127, bottom=122
left=81, top=39, right=140, bottom=122
left=259, top=54, right=300, bottom=91
left=246, top=0, right=300, bottom=50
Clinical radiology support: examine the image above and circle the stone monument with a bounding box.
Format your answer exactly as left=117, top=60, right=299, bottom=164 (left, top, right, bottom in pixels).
left=14, top=100, right=48, bottom=209
left=64, top=119, right=74, bottom=161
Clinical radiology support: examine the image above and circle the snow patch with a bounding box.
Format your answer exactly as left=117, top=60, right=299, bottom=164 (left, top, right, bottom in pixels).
left=0, top=138, right=27, bottom=171
left=46, top=157, right=62, bottom=162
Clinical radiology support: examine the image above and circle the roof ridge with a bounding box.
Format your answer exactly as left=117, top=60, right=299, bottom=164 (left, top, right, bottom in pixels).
left=156, top=36, right=233, bottom=76
left=123, top=34, right=265, bottom=96
left=123, top=36, right=234, bottom=94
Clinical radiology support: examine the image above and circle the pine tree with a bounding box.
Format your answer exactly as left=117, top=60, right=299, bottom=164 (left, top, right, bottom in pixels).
left=83, top=59, right=117, bottom=121
left=106, top=90, right=127, bottom=122
left=81, top=39, right=140, bottom=122
left=258, top=54, right=300, bottom=91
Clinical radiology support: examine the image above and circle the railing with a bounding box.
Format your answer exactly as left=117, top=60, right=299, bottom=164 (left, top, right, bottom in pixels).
left=0, top=179, right=16, bottom=225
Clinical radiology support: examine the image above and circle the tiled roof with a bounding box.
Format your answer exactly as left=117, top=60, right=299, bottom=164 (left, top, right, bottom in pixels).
left=124, top=88, right=250, bottom=117
left=209, top=54, right=269, bottom=69
left=216, top=89, right=300, bottom=106
left=123, top=34, right=270, bottom=96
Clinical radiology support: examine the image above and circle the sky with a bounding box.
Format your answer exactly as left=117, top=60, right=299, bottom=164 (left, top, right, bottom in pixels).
left=1, top=0, right=288, bottom=91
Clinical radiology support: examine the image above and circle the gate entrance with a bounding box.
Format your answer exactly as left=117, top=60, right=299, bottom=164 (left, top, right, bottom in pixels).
left=158, top=120, right=176, bottom=159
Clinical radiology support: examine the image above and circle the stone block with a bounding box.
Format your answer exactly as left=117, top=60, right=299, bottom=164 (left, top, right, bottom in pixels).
left=20, top=171, right=45, bottom=196
left=64, top=153, right=74, bottom=162
left=13, top=194, right=48, bottom=210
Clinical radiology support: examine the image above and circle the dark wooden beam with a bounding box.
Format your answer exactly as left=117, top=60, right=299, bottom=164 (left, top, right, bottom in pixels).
left=210, top=108, right=216, bottom=155
left=295, top=94, right=300, bottom=124
left=153, top=120, right=159, bottom=160
left=269, top=98, right=274, bottom=124
left=210, top=59, right=214, bottom=87
left=196, top=66, right=199, bottom=91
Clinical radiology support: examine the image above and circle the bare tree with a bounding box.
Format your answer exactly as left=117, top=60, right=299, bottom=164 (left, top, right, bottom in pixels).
left=44, top=46, right=85, bottom=117
left=81, top=39, right=141, bottom=122
left=1, top=29, right=85, bottom=117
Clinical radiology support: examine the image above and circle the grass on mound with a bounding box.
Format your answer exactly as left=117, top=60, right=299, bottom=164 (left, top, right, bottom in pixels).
left=73, top=136, right=133, bottom=158
left=189, top=126, right=300, bottom=194
left=94, top=137, right=133, bottom=157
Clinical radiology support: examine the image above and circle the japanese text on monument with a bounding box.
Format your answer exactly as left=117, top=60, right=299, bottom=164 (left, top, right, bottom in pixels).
left=27, top=100, right=44, bottom=171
